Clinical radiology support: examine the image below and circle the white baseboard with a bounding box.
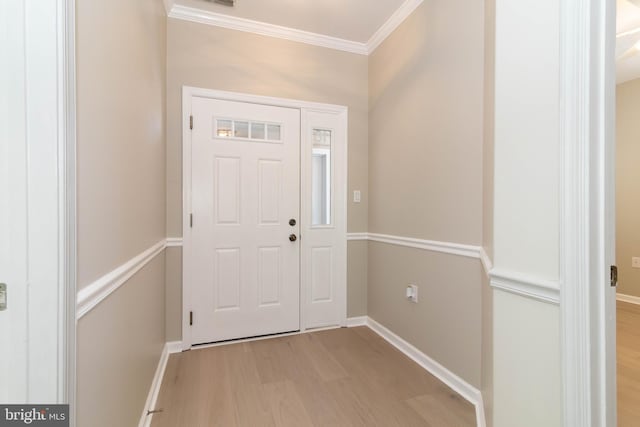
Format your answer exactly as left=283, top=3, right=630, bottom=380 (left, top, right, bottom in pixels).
left=365, top=317, right=486, bottom=427
left=617, top=292, right=640, bottom=305
left=139, top=342, right=182, bottom=427
left=346, top=316, right=368, bottom=327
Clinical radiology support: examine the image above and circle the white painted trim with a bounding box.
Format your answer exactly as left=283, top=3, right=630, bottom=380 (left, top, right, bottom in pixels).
left=616, top=26, right=640, bottom=38
left=368, top=233, right=481, bottom=258
left=138, top=342, right=183, bottom=427
left=166, top=341, right=184, bottom=354
left=346, top=316, right=368, bottom=327
left=76, top=240, right=166, bottom=319
left=347, top=232, right=482, bottom=259
left=490, top=270, right=560, bottom=305
left=366, top=0, right=424, bottom=53
left=616, top=293, right=640, bottom=305
left=366, top=317, right=486, bottom=427
left=480, top=248, right=493, bottom=278
left=559, top=0, right=616, bottom=425
left=61, top=0, right=77, bottom=421
left=168, top=4, right=368, bottom=55
left=165, top=237, right=183, bottom=247
left=346, top=232, right=368, bottom=241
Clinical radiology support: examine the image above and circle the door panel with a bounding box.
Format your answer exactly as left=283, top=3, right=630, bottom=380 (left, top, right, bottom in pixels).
left=188, top=97, right=300, bottom=344
left=301, top=111, right=347, bottom=329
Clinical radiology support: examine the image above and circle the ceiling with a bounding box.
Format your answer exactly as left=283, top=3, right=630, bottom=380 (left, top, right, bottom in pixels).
left=617, top=0, right=640, bottom=83
left=174, top=0, right=407, bottom=43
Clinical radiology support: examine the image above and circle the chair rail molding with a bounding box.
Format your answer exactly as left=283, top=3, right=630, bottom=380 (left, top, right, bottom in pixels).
left=489, top=269, right=560, bottom=305
left=346, top=232, right=482, bottom=259
left=76, top=240, right=167, bottom=319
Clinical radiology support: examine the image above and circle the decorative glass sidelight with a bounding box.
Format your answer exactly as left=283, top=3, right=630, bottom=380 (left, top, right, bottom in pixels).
left=311, top=129, right=332, bottom=226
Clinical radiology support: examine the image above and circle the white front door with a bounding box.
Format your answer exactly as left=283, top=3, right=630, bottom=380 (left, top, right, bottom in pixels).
left=187, top=97, right=301, bottom=344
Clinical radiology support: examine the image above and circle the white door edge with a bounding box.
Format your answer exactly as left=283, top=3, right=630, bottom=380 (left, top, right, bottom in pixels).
left=181, top=87, right=348, bottom=350
left=1, top=0, right=75, bottom=413
left=558, top=0, right=616, bottom=425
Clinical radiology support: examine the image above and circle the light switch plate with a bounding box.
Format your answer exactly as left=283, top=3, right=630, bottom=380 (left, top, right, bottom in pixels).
left=0, top=283, right=6, bottom=311
left=353, top=190, right=361, bottom=203
left=633, top=257, right=640, bottom=269
left=406, top=284, right=418, bottom=303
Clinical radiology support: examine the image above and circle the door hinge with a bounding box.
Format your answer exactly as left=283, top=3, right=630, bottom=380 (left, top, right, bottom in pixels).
left=189, top=115, right=193, bottom=130
left=189, top=213, right=193, bottom=228
left=189, top=311, right=193, bottom=326
left=611, top=265, right=618, bottom=287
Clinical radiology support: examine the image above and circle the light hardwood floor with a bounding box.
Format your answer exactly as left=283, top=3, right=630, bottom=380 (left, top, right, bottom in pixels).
left=618, top=301, right=640, bottom=426
left=151, top=326, right=476, bottom=427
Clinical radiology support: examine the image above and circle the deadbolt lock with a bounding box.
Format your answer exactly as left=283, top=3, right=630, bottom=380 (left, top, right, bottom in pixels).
left=289, top=219, right=296, bottom=226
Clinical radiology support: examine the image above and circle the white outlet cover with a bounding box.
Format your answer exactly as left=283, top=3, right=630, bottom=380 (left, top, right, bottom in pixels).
left=633, top=257, right=640, bottom=269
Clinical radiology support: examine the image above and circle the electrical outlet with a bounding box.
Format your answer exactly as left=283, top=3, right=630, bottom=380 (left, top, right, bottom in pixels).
left=633, top=257, right=640, bottom=269
left=406, top=284, right=418, bottom=303
left=353, top=190, right=361, bottom=203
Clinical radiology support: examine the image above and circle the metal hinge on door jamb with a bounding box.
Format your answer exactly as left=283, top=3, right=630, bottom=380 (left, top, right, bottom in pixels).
left=190, top=115, right=193, bottom=130
left=189, top=311, right=193, bottom=326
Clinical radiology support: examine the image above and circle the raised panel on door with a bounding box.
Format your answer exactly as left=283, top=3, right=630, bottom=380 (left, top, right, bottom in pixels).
left=215, top=157, right=241, bottom=225
left=187, top=96, right=300, bottom=344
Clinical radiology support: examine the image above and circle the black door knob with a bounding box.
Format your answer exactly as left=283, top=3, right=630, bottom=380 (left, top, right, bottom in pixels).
left=289, top=234, right=297, bottom=242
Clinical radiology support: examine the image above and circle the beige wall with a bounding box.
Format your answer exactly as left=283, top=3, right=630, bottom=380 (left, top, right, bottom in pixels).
left=77, top=256, right=166, bottom=427
left=76, top=0, right=167, bottom=424
left=165, top=18, right=369, bottom=339
left=77, top=0, right=167, bottom=289
left=368, top=244, right=482, bottom=386
left=368, top=1, right=483, bottom=245
left=367, top=0, right=485, bottom=387
left=616, top=78, right=640, bottom=297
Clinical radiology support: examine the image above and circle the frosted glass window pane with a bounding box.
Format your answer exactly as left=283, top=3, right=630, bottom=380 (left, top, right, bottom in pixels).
left=251, top=122, right=265, bottom=139
left=234, top=121, right=249, bottom=138
left=313, top=129, right=331, bottom=147
left=267, top=124, right=281, bottom=141
left=311, top=129, right=332, bottom=226
left=217, top=119, right=232, bottom=137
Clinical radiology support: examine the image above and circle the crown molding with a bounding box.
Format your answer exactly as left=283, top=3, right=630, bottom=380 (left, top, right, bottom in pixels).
left=164, top=0, right=175, bottom=16
left=168, top=4, right=369, bottom=55
left=166, top=0, right=424, bottom=56
left=366, top=0, right=424, bottom=53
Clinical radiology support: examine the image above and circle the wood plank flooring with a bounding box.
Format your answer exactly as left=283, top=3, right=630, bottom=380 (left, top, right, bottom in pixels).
left=618, top=301, right=640, bottom=427
left=151, top=327, right=476, bottom=427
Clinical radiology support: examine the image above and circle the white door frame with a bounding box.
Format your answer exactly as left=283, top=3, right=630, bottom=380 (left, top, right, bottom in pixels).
left=559, top=0, right=616, bottom=425
left=1, top=0, right=76, bottom=419
left=181, top=86, right=348, bottom=350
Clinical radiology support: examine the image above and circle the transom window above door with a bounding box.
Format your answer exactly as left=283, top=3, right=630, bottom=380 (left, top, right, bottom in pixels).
left=214, top=117, right=282, bottom=142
